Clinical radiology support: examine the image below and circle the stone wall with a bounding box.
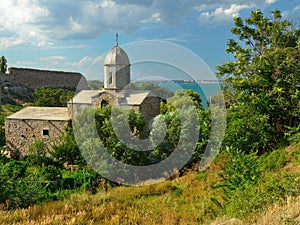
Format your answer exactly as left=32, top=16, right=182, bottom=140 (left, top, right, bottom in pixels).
left=5, top=118, right=70, bottom=159
left=139, top=96, right=161, bottom=127
left=5, top=67, right=89, bottom=91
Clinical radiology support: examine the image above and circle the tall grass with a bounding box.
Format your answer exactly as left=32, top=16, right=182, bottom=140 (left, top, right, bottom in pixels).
left=0, top=143, right=299, bottom=225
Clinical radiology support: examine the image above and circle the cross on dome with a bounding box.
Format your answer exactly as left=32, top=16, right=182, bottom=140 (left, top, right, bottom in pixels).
left=116, top=32, right=119, bottom=46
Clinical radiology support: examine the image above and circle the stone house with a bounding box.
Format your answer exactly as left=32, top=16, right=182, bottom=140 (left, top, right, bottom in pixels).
left=5, top=36, right=160, bottom=158
left=5, top=107, right=70, bottom=159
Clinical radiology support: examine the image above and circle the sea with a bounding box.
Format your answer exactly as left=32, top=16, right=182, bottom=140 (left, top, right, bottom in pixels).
left=158, top=82, right=222, bottom=108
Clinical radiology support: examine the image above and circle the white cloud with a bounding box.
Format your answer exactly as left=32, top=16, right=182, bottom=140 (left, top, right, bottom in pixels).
left=0, top=0, right=278, bottom=46
left=0, top=37, right=26, bottom=49
left=293, top=5, right=300, bottom=11
left=265, top=0, right=277, bottom=4
left=40, top=56, right=66, bottom=66
left=37, top=41, right=54, bottom=47
left=198, top=4, right=253, bottom=26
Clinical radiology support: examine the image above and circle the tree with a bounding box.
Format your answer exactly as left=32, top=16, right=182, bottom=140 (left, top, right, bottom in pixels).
left=217, top=10, right=300, bottom=151
left=33, top=87, right=75, bottom=107
left=74, top=106, right=150, bottom=166
left=51, top=127, right=85, bottom=166
left=161, top=89, right=203, bottom=114
left=0, top=56, right=7, bottom=74
left=151, top=89, right=210, bottom=166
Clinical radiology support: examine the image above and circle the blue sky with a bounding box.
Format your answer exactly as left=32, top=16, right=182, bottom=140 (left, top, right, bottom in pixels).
left=0, top=0, right=299, bottom=80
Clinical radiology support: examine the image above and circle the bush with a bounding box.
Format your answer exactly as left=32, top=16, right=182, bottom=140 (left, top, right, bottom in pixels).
left=33, top=87, right=75, bottom=107
left=72, top=169, right=100, bottom=192
left=27, top=140, right=53, bottom=167
left=0, top=161, right=48, bottom=210
left=217, top=148, right=262, bottom=196
left=225, top=172, right=300, bottom=219
left=1, top=160, right=27, bottom=179
left=223, top=103, right=274, bottom=154
left=51, top=127, right=85, bottom=166
left=42, top=165, right=62, bottom=181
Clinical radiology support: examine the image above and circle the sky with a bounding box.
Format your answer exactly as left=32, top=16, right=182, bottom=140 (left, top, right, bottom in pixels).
left=0, top=0, right=299, bottom=81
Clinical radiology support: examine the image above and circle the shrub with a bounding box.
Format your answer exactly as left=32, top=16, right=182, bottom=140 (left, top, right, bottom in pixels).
left=0, top=161, right=48, bottom=210
left=27, top=140, right=53, bottom=167
left=217, top=148, right=262, bottom=196
left=42, top=165, right=62, bottom=181
left=51, top=127, right=85, bottom=166
left=1, top=160, right=27, bottom=179
left=225, top=172, right=300, bottom=219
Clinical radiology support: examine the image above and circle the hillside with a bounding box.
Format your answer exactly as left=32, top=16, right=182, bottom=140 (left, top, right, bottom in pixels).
left=0, top=142, right=299, bottom=225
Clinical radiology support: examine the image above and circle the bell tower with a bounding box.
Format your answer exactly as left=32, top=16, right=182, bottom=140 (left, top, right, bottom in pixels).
left=103, top=33, right=130, bottom=91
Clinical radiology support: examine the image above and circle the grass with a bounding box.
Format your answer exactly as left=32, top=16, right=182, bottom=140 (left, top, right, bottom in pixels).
left=0, top=171, right=219, bottom=224
left=0, top=142, right=299, bottom=225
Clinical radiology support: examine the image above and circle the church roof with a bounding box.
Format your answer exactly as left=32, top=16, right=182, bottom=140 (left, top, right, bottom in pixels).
left=6, top=107, right=69, bottom=121
left=71, top=90, right=151, bottom=106
left=104, top=45, right=130, bottom=66
left=70, top=90, right=101, bottom=104
left=120, top=91, right=151, bottom=105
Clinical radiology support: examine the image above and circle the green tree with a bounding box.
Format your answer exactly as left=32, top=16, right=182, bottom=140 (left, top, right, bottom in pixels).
left=151, top=90, right=210, bottom=167
left=138, top=82, right=173, bottom=100
left=74, top=106, right=149, bottom=166
left=27, top=140, right=53, bottom=167
left=217, top=10, right=300, bottom=150
left=0, top=56, right=7, bottom=74
left=33, top=87, right=75, bottom=107
left=88, top=80, right=103, bottom=90
left=161, top=89, right=203, bottom=114
left=51, top=127, right=85, bottom=166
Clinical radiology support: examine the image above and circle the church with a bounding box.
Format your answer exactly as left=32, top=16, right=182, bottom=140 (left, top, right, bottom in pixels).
left=5, top=36, right=160, bottom=159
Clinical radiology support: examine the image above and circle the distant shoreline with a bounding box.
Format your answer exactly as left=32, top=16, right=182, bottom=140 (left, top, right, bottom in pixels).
left=88, top=79, right=223, bottom=84
left=133, top=80, right=223, bottom=84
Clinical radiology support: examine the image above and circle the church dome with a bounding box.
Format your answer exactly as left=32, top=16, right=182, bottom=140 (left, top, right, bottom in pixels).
left=104, top=45, right=130, bottom=66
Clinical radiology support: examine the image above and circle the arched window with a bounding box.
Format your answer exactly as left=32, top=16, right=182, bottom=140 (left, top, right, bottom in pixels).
left=101, top=100, right=109, bottom=108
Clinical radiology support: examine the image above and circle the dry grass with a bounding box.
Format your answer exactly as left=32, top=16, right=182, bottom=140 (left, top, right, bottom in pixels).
left=213, top=196, right=300, bottom=225
left=0, top=143, right=299, bottom=225
left=0, top=171, right=221, bottom=225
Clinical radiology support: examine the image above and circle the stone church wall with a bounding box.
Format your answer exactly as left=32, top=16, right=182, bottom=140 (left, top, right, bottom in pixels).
left=139, top=96, right=161, bottom=125
left=5, top=118, right=70, bottom=159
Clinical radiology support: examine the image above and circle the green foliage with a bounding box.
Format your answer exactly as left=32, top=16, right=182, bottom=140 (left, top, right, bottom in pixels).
left=153, top=89, right=209, bottom=166
left=150, top=112, right=181, bottom=160
left=137, top=82, right=173, bottom=101
left=0, top=56, right=7, bottom=74
left=74, top=106, right=149, bottom=167
left=0, top=148, right=9, bottom=165
left=88, top=80, right=103, bottom=90
left=217, top=10, right=300, bottom=152
left=217, top=148, right=262, bottom=196
left=33, top=87, right=75, bottom=107
left=51, top=127, right=85, bottom=166
left=1, top=160, right=27, bottom=179
left=260, top=149, right=287, bottom=172
left=71, top=168, right=101, bottom=192
left=161, top=89, right=203, bottom=114
left=42, top=165, right=62, bottom=181
left=224, top=173, right=300, bottom=219
left=224, top=102, right=273, bottom=153
left=0, top=161, right=48, bottom=209
left=285, top=124, right=300, bottom=145
left=27, top=140, right=53, bottom=167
